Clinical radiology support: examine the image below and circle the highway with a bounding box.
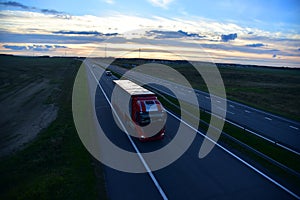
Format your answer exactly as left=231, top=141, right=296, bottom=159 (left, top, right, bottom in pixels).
left=84, top=61, right=298, bottom=199
left=100, top=62, right=300, bottom=154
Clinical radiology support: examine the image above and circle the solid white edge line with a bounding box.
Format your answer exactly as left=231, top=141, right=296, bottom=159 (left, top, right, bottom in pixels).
left=103, top=63, right=300, bottom=157
left=244, top=128, right=275, bottom=144
left=92, top=61, right=300, bottom=199
left=112, top=63, right=300, bottom=126
left=166, top=110, right=300, bottom=200
left=88, top=65, right=168, bottom=200
left=115, top=66, right=300, bottom=156
left=276, top=143, right=300, bottom=156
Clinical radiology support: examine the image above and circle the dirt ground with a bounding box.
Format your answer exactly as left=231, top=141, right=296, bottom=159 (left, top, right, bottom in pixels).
left=0, top=78, right=58, bottom=157
left=0, top=55, right=78, bottom=157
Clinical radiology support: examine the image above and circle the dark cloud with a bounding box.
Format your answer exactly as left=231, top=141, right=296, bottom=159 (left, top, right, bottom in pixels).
left=0, top=1, right=68, bottom=17
left=3, top=44, right=67, bottom=51
left=177, top=30, right=204, bottom=38
left=0, top=31, right=107, bottom=44
left=41, top=9, right=64, bottom=15
left=146, top=30, right=204, bottom=39
left=248, top=32, right=254, bottom=34
left=221, top=33, right=237, bottom=42
left=54, top=45, right=67, bottom=48
left=3, top=44, right=27, bottom=51
left=246, top=43, right=265, bottom=47
left=53, top=30, right=118, bottom=36
left=0, top=1, right=31, bottom=9
left=1, top=30, right=298, bottom=58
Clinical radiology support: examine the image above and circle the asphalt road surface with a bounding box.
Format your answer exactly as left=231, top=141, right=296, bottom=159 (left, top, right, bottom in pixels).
left=85, top=61, right=298, bottom=200
left=101, top=62, right=300, bottom=154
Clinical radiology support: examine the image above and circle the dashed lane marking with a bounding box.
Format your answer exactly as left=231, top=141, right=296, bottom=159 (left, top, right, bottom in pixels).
left=289, top=125, right=299, bottom=130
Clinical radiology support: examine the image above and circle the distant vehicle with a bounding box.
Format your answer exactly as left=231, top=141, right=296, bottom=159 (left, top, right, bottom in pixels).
left=112, top=80, right=166, bottom=141
left=105, top=70, right=112, bottom=76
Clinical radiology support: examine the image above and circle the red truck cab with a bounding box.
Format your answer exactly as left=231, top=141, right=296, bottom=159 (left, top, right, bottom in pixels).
left=113, top=80, right=166, bottom=141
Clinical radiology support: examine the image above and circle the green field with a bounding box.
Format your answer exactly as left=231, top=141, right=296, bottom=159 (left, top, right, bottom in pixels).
left=0, top=55, right=106, bottom=200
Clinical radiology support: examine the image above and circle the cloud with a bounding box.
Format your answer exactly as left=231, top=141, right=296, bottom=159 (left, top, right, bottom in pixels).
left=148, top=0, right=174, bottom=9
left=3, top=44, right=27, bottom=51
left=3, top=44, right=67, bottom=51
left=0, top=1, right=68, bottom=16
left=0, top=1, right=31, bottom=9
left=53, top=30, right=118, bottom=36
left=221, top=33, right=237, bottom=42
left=146, top=30, right=204, bottom=39
left=0, top=31, right=107, bottom=44
left=41, top=9, right=64, bottom=15
left=178, top=30, right=205, bottom=38
left=104, top=0, right=114, bottom=4
left=246, top=43, right=265, bottom=47
left=1, top=10, right=299, bottom=66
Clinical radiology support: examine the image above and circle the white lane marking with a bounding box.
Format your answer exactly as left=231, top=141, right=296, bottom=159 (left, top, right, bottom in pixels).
left=289, top=125, right=299, bottom=130
left=216, top=100, right=221, bottom=103
left=245, top=110, right=251, bottom=113
left=88, top=66, right=168, bottom=200
left=227, top=120, right=245, bottom=129
left=166, top=111, right=300, bottom=199
left=217, top=106, right=234, bottom=115
left=100, top=63, right=300, bottom=157
left=265, top=117, right=272, bottom=121
left=276, top=143, right=300, bottom=156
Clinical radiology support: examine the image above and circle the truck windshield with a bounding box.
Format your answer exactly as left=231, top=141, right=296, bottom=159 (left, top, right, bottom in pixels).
left=137, top=111, right=165, bottom=126
left=138, top=112, right=150, bottom=126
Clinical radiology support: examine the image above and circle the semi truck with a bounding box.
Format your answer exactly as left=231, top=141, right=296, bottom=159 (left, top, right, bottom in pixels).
left=112, top=80, right=166, bottom=141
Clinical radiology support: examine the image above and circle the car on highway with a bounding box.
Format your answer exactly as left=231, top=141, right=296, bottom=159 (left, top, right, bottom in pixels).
left=105, top=70, right=112, bottom=76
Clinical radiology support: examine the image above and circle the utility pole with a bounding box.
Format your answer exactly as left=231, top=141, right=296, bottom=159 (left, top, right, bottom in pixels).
left=139, top=48, right=141, bottom=59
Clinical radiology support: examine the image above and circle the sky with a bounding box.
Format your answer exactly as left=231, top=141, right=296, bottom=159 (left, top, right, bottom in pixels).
left=0, top=0, right=300, bottom=67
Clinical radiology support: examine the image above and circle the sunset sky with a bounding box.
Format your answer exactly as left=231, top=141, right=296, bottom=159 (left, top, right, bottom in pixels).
left=0, top=0, right=300, bottom=67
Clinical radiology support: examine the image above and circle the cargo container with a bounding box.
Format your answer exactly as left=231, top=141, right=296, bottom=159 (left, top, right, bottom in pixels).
left=112, top=80, right=166, bottom=141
